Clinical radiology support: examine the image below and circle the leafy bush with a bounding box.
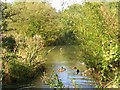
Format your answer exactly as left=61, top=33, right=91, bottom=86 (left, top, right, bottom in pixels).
left=2, top=36, right=16, bottom=52
left=8, top=60, right=33, bottom=82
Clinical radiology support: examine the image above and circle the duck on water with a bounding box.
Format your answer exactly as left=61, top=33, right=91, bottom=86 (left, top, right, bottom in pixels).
left=72, top=66, right=80, bottom=74
left=58, top=67, right=66, bottom=72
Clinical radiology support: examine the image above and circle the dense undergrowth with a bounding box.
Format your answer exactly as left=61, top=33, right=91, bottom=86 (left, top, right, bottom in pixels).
left=2, top=34, right=46, bottom=83
left=1, top=0, right=120, bottom=88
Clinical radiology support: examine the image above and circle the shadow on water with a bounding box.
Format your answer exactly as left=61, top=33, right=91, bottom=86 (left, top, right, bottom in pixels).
left=2, top=45, right=98, bottom=89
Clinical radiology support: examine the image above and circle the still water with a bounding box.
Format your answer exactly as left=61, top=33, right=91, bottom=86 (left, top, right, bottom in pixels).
left=3, top=46, right=98, bottom=89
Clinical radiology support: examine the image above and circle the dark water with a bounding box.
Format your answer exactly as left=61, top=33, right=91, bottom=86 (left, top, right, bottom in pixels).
left=2, top=46, right=98, bottom=89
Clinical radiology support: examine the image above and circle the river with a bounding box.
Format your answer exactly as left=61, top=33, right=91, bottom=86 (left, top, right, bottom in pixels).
left=2, top=46, right=98, bottom=89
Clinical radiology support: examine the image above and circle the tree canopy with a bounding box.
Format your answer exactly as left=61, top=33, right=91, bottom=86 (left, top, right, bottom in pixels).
left=1, top=1, right=119, bottom=88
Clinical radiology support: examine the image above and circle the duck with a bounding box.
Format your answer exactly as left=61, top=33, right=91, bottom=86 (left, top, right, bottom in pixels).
left=76, top=69, right=80, bottom=74
left=72, top=66, right=80, bottom=74
left=58, top=67, right=66, bottom=72
left=72, top=66, right=77, bottom=70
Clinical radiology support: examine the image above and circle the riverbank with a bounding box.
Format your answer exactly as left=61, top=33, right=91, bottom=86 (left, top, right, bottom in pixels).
left=2, top=60, right=46, bottom=84
left=2, top=62, right=46, bottom=89
left=83, top=67, right=120, bottom=88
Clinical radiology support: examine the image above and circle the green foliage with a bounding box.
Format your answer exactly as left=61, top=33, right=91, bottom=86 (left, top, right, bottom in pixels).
left=48, top=73, right=64, bottom=88
left=8, top=60, right=33, bottom=82
left=71, top=2, right=119, bottom=87
left=2, top=34, right=45, bottom=83
left=1, top=2, right=9, bottom=32
left=1, top=2, right=46, bottom=82
left=42, top=71, right=64, bottom=89
left=7, top=2, right=59, bottom=46
left=2, top=35, right=16, bottom=52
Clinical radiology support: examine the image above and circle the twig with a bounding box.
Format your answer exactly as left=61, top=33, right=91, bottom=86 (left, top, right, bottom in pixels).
left=103, top=80, right=114, bottom=88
